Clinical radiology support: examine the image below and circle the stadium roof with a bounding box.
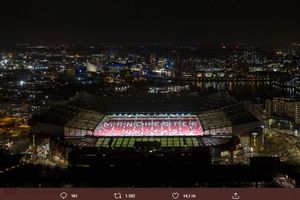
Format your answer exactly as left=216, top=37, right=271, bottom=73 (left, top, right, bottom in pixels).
left=68, top=91, right=238, bottom=113
left=65, top=110, right=104, bottom=131
left=198, top=111, right=232, bottom=130
left=31, top=92, right=257, bottom=137
left=221, top=102, right=258, bottom=124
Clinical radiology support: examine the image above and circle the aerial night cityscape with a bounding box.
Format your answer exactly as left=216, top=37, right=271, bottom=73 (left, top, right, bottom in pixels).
left=2, top=1, right=300, bottom=196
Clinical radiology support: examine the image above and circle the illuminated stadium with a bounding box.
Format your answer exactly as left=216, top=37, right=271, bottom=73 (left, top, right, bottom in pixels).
left=30, top=92, right=257, bottom=167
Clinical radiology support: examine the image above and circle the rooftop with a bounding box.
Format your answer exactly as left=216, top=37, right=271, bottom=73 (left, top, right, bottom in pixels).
left=198, top=111, right=232, bottom=130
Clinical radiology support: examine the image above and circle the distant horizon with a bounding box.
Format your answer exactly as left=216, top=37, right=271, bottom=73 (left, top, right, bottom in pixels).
left=1, top=42, right=300, bottom=47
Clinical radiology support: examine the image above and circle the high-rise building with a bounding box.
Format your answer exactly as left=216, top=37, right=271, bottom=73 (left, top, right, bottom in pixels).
left=266, top=98, right=300, bottom=124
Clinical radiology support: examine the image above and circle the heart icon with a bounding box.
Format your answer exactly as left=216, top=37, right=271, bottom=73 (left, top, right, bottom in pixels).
left=60, top=192, right=68, bottom=199
left=172, top=192, right=179, bottom=199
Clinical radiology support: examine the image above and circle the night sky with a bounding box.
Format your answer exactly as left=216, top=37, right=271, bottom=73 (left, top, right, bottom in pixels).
left=1, top=0, right=300, bottom=44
